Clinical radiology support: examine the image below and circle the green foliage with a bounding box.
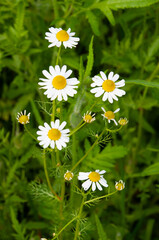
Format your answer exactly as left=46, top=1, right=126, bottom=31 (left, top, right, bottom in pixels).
left=84, top=36, right=94, bottom=80
left=95, top=214, right=108, bottom=240
left=107, top=0, right=159, bottom=8
left=1, top=0, right=159, bottom=239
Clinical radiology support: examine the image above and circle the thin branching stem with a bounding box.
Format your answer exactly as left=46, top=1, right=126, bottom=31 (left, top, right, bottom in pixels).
left=24, top=125, right=38, bottom=142
left=43, top=149, right=61, bottom=201
left=52, top=216, right=77, bottom=240
left=84, top=191, right=117, bottom=205
left=74, top=195, right=85, bottom=240
left=71, top=128, right=106, bottom=171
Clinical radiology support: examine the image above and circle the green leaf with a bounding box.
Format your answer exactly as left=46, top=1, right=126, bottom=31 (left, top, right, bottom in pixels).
left=95, top=214, right=108, bottom=240
left=107, top=0, right=159, bottom=9
left=79, top=56, right=84, bottom=83
left=142, top=163, right=159, bottom=176
left=90, top=2, right=115, bottom=25
left=126, top=80, right=159, bottom=88
left=84, top=36, right=94, bottom=80
left=84, top=145, right=128, bottom=169
left=145, top=37, right=159, bottom=64
left=30, top=99, right=43, bottom=125
left=87, top=10, right=100, bottom=36
left=10, top=208, right=26, bottom=240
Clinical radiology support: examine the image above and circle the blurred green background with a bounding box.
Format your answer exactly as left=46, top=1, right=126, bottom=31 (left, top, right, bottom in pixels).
left=1, top=0, right=159, bottom=239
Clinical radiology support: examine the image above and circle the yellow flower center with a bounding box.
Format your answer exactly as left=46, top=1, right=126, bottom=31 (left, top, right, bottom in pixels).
left=119, top=119, right=128, bottom=126
left=89, top=172, right=100, bottom=182
left=115, top=182, right=124, bottom=191
left=102, top=80, right=115, bottom=92
left=64, top=171, right=73, bottom=181
left=18, top=115, right=29, bottom=124
left=56, top=30, right=69, bottom=42
left=84, top=114, right=92, bottom=123
left=52, top=75, right=67, bottom=90
left=104, top=111, right=115, bottom=120
left=48, top=128, right=61, bottom=140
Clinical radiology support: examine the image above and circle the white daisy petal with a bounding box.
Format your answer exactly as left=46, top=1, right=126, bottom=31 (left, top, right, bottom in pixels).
left=108, top=71, right=114, bottom=80
left=50, top=141, right=55, bottom=149
left=102, top=92, right=108, bottom=101
left=59, top=121, right=67, bottom=130
left=45, top=27, right=80, bottom=49
left=112, top=74, right=119, bottom=82
left=39, top=65, right=79, bottom=101
left=95, top=88, right=104, bottom=97
left=108, top=94, right=113, bottom=104
left=100, top=71, right=107, bottom=80
left=55, top=140, right=62, bottom=150
left=78, top=170, right=108, bottom=192
left=114, top=108, right=120, bottom=113
left=96, top=182, right=103, bottom=191
left=99, top=178, right=108, bottom=187
left=99, top=170, right=106, bottom=174
left=54, top=119, right=60, bottom=128
left=78, top=172, right=89, bottom=180
left=113, top=119, right=118, bottom=125
left=92, top=182, right=96, bottom=191
left=82, top=179, right=92, bottom=191
left=37, top=120, right=70, bottom=150
left=91, top=71, right=126, bottom=103
left=113, top=89, right=126, bottom=97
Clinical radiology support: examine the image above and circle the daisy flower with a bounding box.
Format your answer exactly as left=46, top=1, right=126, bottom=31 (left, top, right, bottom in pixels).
left=90, top=71, right=126, bottom=103
left=45, top=27, right=80, bottom=48
left=16, top=110, right=31, bottom=124
left=64, top=170, right=74, bottom=181
left=115, top=180, right=125, bottom=191
left=118, top=117, right=128, bottom=126
left=83, top=111, right=95, bottom=123
left=38, top=65, right=79, bottom=101
left=78, top=170, right=108, bottom=191
left=101, top=107, right=120, bottom=125
left=37, top=119, right=70, bottom=150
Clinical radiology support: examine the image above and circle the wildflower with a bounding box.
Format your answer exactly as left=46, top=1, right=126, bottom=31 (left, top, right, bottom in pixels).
left=118, top=118, right=128, bottom=126
left=16, top=110, right=31, bottom=124
left=101, top=107, right=120, bottom=125
left=90, top=71, right=126, bottom=103
left=115, top=180, right=125, bottom=191
left=37, top=119, right=70, bottom=150
left=64, top=170, right=74, bottom=181
left=78, top=170, right=108, bottom=191
left=39, top=65, right=79, bottom=101
left=45, top=27, right=80, bottom=48
left=83, top=111, right=95, bottom=123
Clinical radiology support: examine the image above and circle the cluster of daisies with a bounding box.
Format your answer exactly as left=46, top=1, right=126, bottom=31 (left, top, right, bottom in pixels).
left=16, top=27, right=126, bottom=193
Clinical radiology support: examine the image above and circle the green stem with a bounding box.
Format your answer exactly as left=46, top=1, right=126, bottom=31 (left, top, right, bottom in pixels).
left=59, top=179, right=65, bottom=240
left=51, top=100, right=56, bottom=122
left=71, top=128, right=106, bottom=171
left=106, top=126, right=123, bottom=133
left=69, top=122, right=86, bottom=136
left=52, top=0, right=59, bottom=19
left=84, top=191, right=117, bottom=205
left=52, top=216, right=77, bottom=240
left=24, top=125, right=38, bottom=142
left=74, top=196, right=85, bottom=240
left=56, top=149, right=61, bottom=165
left=56, top=46, right=61, bottom=65
left=43, top=149, right=61, bottom=201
